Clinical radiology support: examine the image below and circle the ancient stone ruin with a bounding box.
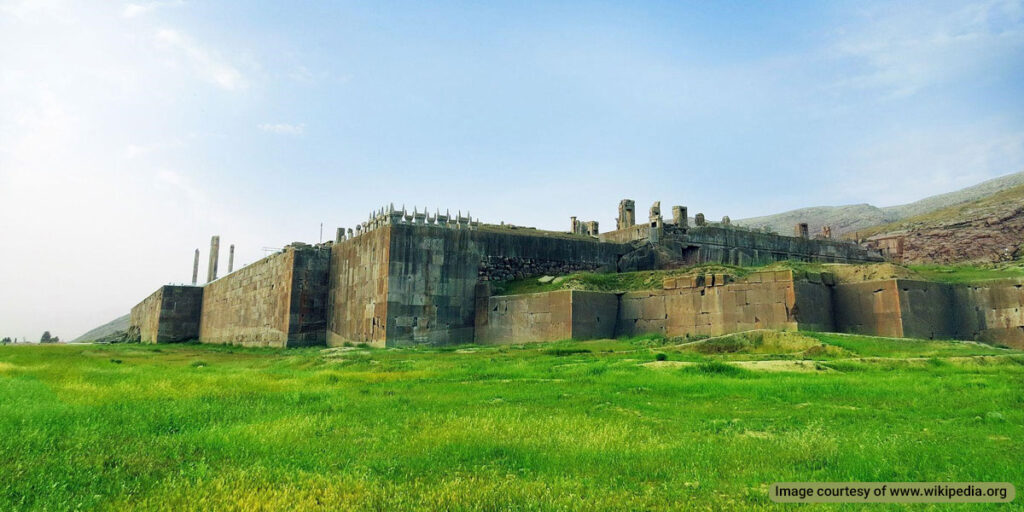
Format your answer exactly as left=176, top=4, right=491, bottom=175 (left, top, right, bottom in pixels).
left=130, top=199, right=1024, bottom=350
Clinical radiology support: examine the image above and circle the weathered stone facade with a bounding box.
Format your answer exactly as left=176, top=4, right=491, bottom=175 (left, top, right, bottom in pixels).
left=129, top=200, right=1022, bottom=349
left=327, top=227, right=391, bottom=346
left=614, top=270, right=830, bottom=338
left=199, top=244, right=329, bottom=347
left=129, top=285, right=203, bottom=343
left=380, top=223, right=624, bottom=345
left=476, top=290, right=618, bottom=344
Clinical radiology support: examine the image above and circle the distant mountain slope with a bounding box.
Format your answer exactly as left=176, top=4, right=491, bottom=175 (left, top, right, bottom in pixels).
left=72, top=314, right=129, bottom=342
left=737, top=170, right=1024, bottom=237
left=856, top=184, right=1024, bottom=264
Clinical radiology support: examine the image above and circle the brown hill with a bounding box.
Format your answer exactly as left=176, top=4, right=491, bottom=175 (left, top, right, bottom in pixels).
left=737, top=170, right=1024, bottom=237
left=849, top=184, right=1024, bottom=264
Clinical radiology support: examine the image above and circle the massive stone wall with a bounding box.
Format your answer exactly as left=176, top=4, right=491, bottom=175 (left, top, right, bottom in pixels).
left=683, top=227, right=880, bottom=264
left=615, top=270, right=830, bottom=338
left=953, top=280, right=1024, bottom=348
left=832, top=278, right=1024, bottom=348
left=478, top=270, right=833, bottom=344
left=601, top=225, right=881, bottom=265
left=327, top=228, right=391, bottom=346
left=131, top=287, right=163, bottom=343
left=897, top=280, right=958, bottom=340
left=286, top=248, right=332, bottom=346
left=129, top=285, right=203, bottom=343
left=477, top=290, right=618, bottom=344
left=833, top=281, right=904, bottom=337
left=199, top=246, right=329, bottom=347
left=383, top=223, right=626, bottom=345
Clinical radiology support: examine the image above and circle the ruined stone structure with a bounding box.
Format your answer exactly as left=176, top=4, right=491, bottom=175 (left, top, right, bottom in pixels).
left=130, top=199, right=1024, bottom=350
left=616, top=200, right=636, bottom=230
left=207, top=236, right=220, bottom=283
left=191, top=249, right=199, bottom=286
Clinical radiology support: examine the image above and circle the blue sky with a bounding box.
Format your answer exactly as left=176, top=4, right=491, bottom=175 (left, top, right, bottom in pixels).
left=1, top=0, right=1023, bottom=339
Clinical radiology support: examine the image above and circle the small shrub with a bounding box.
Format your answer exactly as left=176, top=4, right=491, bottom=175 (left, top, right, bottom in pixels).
left=687, top=360, right=748, bottom=376
left=190, top=361, right=208, bottom=368
left=545, top=348, right=592, bottom=357
left=655, top=353, right=668, bottom=361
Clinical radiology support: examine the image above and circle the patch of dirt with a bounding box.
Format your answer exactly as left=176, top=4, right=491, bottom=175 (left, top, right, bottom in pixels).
left=732, top=360, right=832, bottom=373
left=640, top=360, right=694, bottom=369
left=0, top=362, right=21, bottom=374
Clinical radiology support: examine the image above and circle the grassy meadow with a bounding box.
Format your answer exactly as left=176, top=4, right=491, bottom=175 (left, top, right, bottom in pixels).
left=2, top=334, right=1023, bottom=511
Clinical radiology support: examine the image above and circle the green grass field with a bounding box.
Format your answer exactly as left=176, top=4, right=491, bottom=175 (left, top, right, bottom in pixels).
left=2, top=335, right=1023, bottom=511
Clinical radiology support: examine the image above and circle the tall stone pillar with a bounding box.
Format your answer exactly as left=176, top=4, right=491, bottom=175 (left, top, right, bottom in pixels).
left=649, top=201, right=663, bottom=244
left=617, top=199, right=636, bottom=230
left=672, top=206, right=688, bottom=228
left=207, top=235, right=220, bottom=283
left=336, top=227, right=344, bottom=243
left=191, top=249, right=199, bottom=285
left=228, top=244, right=235, bottom=273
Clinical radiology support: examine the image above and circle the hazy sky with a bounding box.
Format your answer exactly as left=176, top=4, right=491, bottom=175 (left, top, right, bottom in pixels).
left=1, top=0, right=1023, bottom=340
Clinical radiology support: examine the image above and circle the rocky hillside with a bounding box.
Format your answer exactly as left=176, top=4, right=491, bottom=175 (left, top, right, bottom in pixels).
left=852, top=184, right=1024, bottom=264
left=737, top=170, right=1024, bottom=237
left=72, top=314, right=129, bottom=342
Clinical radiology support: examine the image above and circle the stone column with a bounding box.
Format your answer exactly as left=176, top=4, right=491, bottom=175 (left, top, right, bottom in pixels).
left=617, top=199, right=636, bottom=230
left=228, top=244, right=235, bottom=273
left=207, top=235, right=220, bottom=283
left=336, top=227, right=344, bottom=243
left=191, top=249, right=199, bottom=285
left=695, top=213, right=706, bottom=226
left=672, top=206, right=687, bottom=228
left=649, top=201, right=663, bottom=244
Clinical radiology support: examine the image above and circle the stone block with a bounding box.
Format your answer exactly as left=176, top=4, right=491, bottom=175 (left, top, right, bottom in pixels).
left=641, top=296, right=666, bottom=320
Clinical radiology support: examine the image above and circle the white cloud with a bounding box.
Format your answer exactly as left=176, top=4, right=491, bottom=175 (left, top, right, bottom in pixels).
left=830, top=0, right=1024, bottom=99
left=155, top=28, right=248, bottom=91
left=834, top=128, right=1024, bottom=206
left=122, top=0, right=182, bottom=19
left=258, top=122, right=305, bottom=135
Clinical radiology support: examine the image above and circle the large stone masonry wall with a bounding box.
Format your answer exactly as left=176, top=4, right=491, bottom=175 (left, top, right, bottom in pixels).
left=476, top=290, right=618, bottom=344
left=129, top=285, right=203, bottom=343
left=683, top=227, right=881, bottom=265
left=833, top=281, right=905, bottom=338
left=385, top=223, right=627, bottom=346
left=601, top=225, right=881, bottom=265
left=615, top=270, right=832, bottom=338
left=131, top=287, right=163, bottom=343
left=285, top=248, right=332, bottom=346
left=199, top=245, right=330, bottom=347
left=953, top=280, right=1024, bottom=348
left=897, top=280, right=958, bottom=340
left=327, top=227, right=391, bottom=347
left=832, top=279, right=1024, bottom=347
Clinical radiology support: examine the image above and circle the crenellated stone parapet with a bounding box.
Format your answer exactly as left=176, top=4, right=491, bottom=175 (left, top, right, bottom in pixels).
left=335, top=204, right=483, bottom=242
